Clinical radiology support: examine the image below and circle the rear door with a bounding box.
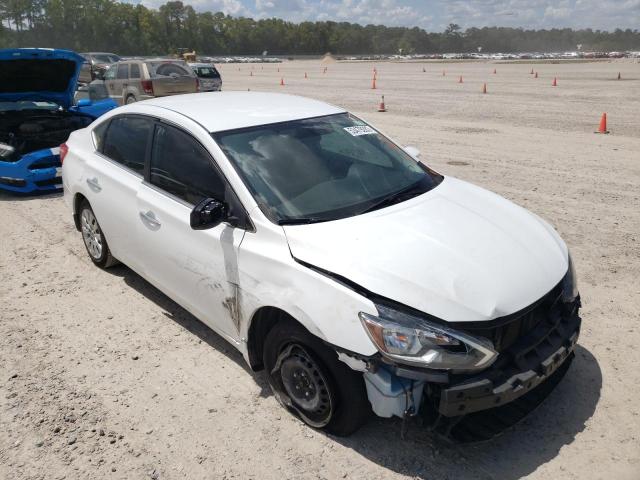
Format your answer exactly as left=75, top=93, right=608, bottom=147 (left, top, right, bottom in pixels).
left=135, top=121, right=245, bottom=341
left=83, top=115, right=154, bottom=272
left=147, top=61, right=197, bottom=97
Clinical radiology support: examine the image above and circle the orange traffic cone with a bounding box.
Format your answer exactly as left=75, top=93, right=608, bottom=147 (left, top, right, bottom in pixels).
left=371, top=76, right=377, bottom=89
left=323, top=67, right=327, bottom=74
left=277, top=67, right=280, bottom=73
left=617, top=72, right=621, bottom=80
left=250, top=71, right=253, bottom=76
left=493, top=68, right=497, bottom=74
left=422, top=67, right=426, bottom=73
left=596, top=113, right=610, bottom=134
left=304, top=72, right=308, bottom=79
left=458, top=76, right=463, bottom=83
left=482, top=83, right=487, bottom=94
left=442, top=70, right=446, bottom=76
left=378, top=95, right=386, bottom=112
left=280, top=77, right=285, bottom=86
left=530, top=68, right=534, bottom=74
left=534, top=71, right=538, bottom=78
left=552, top=77, right=557, bottom=86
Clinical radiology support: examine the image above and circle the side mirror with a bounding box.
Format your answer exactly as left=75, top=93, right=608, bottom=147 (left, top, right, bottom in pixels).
left=76, top=98, right=92, bottom=108
left=190, top=198, right=227, bottom=230
left=403, top=145, right=421, bottom=159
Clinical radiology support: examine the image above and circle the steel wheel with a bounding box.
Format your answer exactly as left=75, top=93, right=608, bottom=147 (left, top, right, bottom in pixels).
left=277, top=344, right=334, bottom=428
left=81, top=208, right=103, bottom=260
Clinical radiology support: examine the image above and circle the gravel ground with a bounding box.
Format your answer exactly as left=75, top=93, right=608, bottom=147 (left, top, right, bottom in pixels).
left=1, top=59, right=639, bottom=479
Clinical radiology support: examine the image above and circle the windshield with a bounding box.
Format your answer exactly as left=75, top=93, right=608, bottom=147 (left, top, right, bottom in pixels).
left=193, top=66, right=220, bottom=78
left=213, top=113, right=443, bottom=224
left=92, top=54, right=120, bottom=63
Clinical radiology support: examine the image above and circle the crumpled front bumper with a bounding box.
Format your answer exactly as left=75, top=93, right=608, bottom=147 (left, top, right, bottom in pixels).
left=438, top=317, right=579, bottom=417
left=0, top=147, right=61, bottom=193
left=424, top=299, right=581, bottom=442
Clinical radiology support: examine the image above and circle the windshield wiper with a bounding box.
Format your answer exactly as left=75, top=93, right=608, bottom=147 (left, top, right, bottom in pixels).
left=359, top=181, right=426, bottom=214
left=277, top=217, right=326, bottom=225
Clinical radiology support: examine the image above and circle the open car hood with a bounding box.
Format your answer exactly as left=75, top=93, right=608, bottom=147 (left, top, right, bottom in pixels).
left=0, top=48, right=84, bottom=109
left=283, top=176, right=569, bottom=324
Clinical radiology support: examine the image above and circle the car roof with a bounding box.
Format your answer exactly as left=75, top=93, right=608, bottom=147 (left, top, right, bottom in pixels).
left=142, top=92, right=345, bottom=133
left=188, top=62, right=216, bottom=67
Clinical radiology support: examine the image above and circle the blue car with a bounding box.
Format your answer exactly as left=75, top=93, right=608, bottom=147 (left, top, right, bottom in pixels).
left=0, top=48, right=117, bottom=193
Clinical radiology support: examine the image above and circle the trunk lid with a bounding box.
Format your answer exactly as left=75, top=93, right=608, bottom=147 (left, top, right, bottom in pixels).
left=0, top=48, right=84, bottom=109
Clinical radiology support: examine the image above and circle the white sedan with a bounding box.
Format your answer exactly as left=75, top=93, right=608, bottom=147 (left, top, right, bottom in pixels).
left=61, top=92, right=581, bottom=439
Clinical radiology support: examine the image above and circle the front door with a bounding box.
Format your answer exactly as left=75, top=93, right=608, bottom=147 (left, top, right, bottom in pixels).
left=136, top=122, right=246, bottom=342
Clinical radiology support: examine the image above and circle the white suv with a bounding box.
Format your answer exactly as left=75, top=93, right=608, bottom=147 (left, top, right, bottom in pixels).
left=62, top=92, right=581, bottom=440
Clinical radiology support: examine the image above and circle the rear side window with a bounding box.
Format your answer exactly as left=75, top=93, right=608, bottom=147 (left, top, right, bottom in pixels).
left=102, top=116, right=152, bottom=173
left=148, top=62, right=191, bottom=77
left=150, top=124, right=225, bottom=204
left=92, top=121, right=109, bottom=150
left=116, top=64, right=129, bottom=79
left=130, top=64, right=140, bottom=79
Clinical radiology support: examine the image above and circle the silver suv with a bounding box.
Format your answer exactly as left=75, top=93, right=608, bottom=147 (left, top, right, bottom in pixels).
left=188, top=62, right=222, bottom=92
left=103, top=59, right=198, bottom=105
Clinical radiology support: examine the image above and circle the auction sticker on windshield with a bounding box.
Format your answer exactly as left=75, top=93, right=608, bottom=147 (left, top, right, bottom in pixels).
left=344, top=125, right=377, bottom=136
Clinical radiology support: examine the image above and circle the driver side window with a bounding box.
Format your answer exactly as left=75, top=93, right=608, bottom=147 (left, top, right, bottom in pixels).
left=150, top=124, right=226, bottom=205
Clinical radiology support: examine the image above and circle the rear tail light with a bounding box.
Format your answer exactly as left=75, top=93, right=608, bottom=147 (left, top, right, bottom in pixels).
left=141, top=80, right=154, bottom=95
left=59, top=143, right=69, bottom=164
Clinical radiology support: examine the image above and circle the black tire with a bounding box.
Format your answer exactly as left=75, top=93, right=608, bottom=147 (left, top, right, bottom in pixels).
left=263, top=319, right=371, bottom=436
left=78, top=200, right=118, bottom=268
left=125, top=95, right=136, bottom=105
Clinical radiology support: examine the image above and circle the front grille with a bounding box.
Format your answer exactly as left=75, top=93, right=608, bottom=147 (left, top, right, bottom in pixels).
left=35, top=177, right=62, bottom=187
left=0, top=177, right=26, bottom=187
left=462, top=284, right=563, bottom=352
left=29, top=159, right=61, bottom=170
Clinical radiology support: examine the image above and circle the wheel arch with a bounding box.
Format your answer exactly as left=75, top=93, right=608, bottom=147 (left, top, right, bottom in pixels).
left=246, top=306, right=311, bottom=372
left=72, top=192, right=88, bottom=231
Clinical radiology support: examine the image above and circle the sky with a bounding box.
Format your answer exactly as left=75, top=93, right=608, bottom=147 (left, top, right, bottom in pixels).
left=128, top=0, right=640, bottom=31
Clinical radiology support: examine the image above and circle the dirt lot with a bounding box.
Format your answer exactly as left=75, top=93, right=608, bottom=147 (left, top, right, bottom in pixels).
left=1, top=59, right=639, bottom=480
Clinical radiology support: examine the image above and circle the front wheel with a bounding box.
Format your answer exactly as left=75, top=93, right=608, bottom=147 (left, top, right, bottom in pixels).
left=263, top=320, right=370, bottom=436
left=79, top=200, right=118, bottom=268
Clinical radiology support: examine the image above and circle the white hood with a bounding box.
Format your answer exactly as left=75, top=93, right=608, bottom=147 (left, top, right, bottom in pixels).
left=283, top=177, right=568, bottom=323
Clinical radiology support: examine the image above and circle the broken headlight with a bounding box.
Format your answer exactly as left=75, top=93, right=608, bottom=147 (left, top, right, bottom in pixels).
left=359, top=304, right=497, bottom=372
left=561, top=253, right=579, bottom=303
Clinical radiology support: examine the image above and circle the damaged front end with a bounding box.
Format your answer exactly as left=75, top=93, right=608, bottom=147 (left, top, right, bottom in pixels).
left=0, top=110, right=94, bottom=193
left=343, top=272, right=581, bottom=443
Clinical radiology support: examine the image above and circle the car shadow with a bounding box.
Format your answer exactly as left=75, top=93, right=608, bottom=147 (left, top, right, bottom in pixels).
left=332, top=344, right=601, bottom=479
left=102, top=264, right=600, bottom=479
left=0, top=190, right=62, bottom=200
left=102, top=263, right=272, bottom=397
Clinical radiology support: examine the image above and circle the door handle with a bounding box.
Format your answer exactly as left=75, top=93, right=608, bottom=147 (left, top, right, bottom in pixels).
left=139, top=210, right=161, bottom=227
left=86, top=177, right=101, bottom=191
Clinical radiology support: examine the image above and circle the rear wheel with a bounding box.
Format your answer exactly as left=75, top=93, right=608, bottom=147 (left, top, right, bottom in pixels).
left=79, top=200, right=118, bottom=268
left=263, top=319, right=370, bottom=436
left=125, top=95, right=136, bottom=105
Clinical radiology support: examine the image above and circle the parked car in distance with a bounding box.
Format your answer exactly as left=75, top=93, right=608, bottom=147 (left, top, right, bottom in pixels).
left=79, top=52, right=121, bottom=84
left=62, top=92, right=581, bottom=440
left=0, top=48, right=117, bottom=193
left=188, top=62, right=222, bottom=91
left=103, top=58, right=198, bottom=105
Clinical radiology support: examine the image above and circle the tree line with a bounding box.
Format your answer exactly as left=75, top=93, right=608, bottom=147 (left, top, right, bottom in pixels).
left=1, top=0, right=639, bottom=55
